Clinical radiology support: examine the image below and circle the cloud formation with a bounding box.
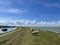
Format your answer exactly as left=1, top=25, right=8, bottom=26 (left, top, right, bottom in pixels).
left=0, top=0, right=28, bottom=14
left=39, top=0, right=60, bottom=8
left=0, top=0, right=11, bottom=5
left=0, top=0, right=11, bottom=8
left=0, top=8, right=27, bottom=13
left=41, top=2, right=60, bottom=8
left=0, top=20, right=60, bottom=27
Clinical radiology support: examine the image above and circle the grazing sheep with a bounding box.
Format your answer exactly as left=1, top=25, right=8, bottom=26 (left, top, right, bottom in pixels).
left=32, top=30, right=39, bottom=35
left=58, top=35, right=60, bottom=37
left=43, top=30, right=46, bottom=32
left=30, top=28, right=35, bottom=31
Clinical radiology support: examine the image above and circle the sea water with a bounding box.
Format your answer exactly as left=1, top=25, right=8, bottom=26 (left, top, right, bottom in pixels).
left=0, top=28, right=16, bottom=34
left=32, top=27, right=60, bottom=33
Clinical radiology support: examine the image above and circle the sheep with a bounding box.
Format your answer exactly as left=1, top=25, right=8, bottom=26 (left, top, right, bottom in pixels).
left=58, top=35, right=60, bottom=37
left=30, top=28, right=35, bottom=31
left=32, top=30, right=39, bottom=36
left=43, top=30, right=46, bottom=32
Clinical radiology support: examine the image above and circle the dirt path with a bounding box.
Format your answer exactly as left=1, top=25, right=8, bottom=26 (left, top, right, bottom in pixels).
left=0, top=27, right=60, bottom=45
left=0, top=27, right=35, bottom=45
left=0, top=28, right=21, bottom=37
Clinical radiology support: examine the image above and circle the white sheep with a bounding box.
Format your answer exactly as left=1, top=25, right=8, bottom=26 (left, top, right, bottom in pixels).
left=58, top=35, right=60, bottom=37
left=30, top=28, right=35, bottom=31
left=32, top=30, right=39, bottom=35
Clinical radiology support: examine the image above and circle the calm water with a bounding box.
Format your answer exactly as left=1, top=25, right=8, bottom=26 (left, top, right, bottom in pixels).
left=32, top=27, right=60, bottom=33
left=0, top=28, right=16, bottom=34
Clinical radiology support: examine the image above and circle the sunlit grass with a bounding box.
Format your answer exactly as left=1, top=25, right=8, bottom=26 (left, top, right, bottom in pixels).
left=0, top=27, right=60, bottom=45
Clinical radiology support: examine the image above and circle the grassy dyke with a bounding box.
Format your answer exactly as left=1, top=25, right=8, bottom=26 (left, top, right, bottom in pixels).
left=0, top=27, right=60, bottom=45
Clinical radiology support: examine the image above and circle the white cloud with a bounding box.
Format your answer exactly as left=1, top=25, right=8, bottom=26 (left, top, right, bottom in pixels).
left=0, top=0, right=11, bottom=5
left=0, top=0, right=26, bottom=14
left=41, top=2, right=60, bottom=8
left=0, top=19, right=60, bottom=27
left=39, top=0, right=60, bottom=8
left=0, top=0, right=28, bottom=13
left=8, top=8, right=27, bottom=13
left=0, top=8, right=27, bottom=13
left=0, top=20, right=14, bottom=26
left=0, top=0, right=11, bottom=7
left=37, top=21, right=60, bottom=27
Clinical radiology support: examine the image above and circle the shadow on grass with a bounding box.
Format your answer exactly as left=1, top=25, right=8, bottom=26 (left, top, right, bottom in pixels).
left=0, top=39, right=9, bottom=44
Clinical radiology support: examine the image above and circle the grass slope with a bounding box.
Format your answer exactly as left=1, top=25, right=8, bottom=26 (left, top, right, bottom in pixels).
left=0, top=27, right=60, bottom=45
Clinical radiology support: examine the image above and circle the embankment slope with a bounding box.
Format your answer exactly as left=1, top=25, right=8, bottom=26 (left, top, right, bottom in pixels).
left=0, top=27, right=60, bottom=45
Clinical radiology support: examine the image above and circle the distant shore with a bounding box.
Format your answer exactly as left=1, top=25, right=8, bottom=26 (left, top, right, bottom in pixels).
left=0, top=26, right=16, bottom=28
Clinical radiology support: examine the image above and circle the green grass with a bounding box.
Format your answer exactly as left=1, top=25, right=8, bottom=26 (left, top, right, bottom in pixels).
left=0, top=27, right=60, bottom=45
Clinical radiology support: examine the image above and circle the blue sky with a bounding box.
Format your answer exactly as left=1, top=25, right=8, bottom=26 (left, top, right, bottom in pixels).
left=0, top=0, right=60, bottom=27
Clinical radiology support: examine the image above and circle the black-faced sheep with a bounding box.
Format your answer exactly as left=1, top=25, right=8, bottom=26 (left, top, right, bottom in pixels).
left=32, top=30, right=39, bottom=35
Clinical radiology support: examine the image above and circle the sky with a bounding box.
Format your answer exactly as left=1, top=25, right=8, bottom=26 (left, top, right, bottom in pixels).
left=0, top=0, right=60, bottom=27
